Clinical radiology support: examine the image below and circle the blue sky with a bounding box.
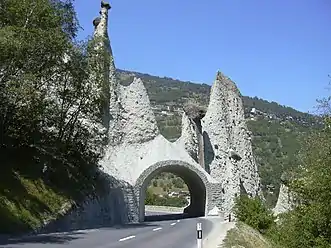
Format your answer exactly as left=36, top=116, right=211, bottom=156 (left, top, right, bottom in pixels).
left=74, top=0, right=330, bottom=113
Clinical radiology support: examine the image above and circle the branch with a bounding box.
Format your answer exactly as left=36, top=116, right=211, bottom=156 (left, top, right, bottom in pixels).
left=23, top=3, right=37, bottom=29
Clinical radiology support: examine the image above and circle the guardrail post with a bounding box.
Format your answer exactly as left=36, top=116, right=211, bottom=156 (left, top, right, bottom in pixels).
left=197, top=222, right=202, bottom=248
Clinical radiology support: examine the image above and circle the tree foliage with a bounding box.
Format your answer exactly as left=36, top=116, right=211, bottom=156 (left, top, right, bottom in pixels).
left=233, top=195, right=275, bottom=233
left=270, top=118, right=331, bottom=248
left=266, top=89, right=331, bottom=248
left=145, top=189, right=188, bottom=207
left=0, top=0, right=104, bottom=200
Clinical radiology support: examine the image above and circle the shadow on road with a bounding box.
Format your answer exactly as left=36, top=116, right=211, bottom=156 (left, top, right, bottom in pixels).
left=0, top=213, right=199, bottom=245
left=145, top=213, right=195, bottom=222
left=0, top=232, right=81, bottom=245
left=0, top=222, right=161, bottom=246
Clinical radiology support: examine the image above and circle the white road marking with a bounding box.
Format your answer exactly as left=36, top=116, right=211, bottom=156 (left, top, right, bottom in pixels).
left=152, top=227, right=162, bottom=231
left=177, top=220, right=180, bottom=222
left=119, top=235, right=136, bottom=242
left=170, top=223, right=176, bottom=226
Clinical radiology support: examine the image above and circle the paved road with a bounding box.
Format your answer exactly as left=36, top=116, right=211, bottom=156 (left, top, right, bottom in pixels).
left=0, top=217, right=213, bottom=248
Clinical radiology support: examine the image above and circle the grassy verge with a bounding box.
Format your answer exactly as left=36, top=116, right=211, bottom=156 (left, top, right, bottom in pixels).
left=222, top=222, right=276, bottom=248
left=0, top=172, right=71, bottom=234
left=0, top=146, right=101, bottom=234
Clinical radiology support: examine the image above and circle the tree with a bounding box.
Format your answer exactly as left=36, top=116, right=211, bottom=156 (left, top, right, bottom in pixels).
left=1, top=0, right=77, bottom=145
left=0, top=0, right=103, bottom=195
left=145, top=189, right=156, bottom=205
left=270, top=86, right=331, bottom=248
left=172, top=178, right=184, bottom=188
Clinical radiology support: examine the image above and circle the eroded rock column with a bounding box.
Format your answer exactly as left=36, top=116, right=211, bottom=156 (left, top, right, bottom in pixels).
left=273, top=173, right=296, bottom=215
left=90, top=1, right=113, bottom=129
left=202, top=71, right=262, bottom=216
left=183, top=104, right=207, bottom=170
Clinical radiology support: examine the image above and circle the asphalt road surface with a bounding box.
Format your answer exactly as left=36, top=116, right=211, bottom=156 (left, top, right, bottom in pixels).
left=0, top=216, right=213, bottom=248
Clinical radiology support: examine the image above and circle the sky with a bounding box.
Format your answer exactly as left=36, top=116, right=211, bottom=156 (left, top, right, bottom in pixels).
left=73, top=0, right=330, bottom=113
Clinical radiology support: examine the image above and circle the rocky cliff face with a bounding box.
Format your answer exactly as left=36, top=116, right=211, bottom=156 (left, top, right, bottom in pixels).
left=202, top=71, right=262, bottom=215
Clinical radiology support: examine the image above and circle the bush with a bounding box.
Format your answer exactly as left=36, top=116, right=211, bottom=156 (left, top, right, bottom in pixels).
left=144, top=190, right=188, bottom=207
left=145, top=189, right=156, bottom=205
left=267, top=116, right=331, bottom=248
left=233, top=195, right=276, bottom=233
left=172, top=178, right=184, bottom=188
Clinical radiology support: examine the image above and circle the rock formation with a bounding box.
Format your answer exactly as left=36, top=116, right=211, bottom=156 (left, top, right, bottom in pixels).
left=201, top=71, right=262, bottom=215
left=48, top=1, right=262, bottom=228
left=273, top=173, right=296, bottom=215
left=273, top=183, right=293, bottom=215
left=175, top=112, right=199, bottom=163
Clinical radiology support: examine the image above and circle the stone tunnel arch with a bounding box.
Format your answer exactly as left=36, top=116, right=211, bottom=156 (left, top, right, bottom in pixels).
left=134, top=160, right=209, bottom=222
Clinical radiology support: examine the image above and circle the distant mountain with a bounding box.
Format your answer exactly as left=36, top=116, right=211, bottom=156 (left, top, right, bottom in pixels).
left=117, top=69, right=321, bottom=206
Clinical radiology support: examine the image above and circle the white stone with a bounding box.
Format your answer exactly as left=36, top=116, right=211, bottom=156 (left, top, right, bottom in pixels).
left=208, top=206, right=220, bottom=216
left=273, top=183, right=295, bottom=215
left=175, top=111, right=199, bottom=162
left=202, top=72, right=262, bottom=216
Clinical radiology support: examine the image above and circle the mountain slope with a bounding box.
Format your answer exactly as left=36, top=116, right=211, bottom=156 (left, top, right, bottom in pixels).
left=118, top=69, right=321, bottom=206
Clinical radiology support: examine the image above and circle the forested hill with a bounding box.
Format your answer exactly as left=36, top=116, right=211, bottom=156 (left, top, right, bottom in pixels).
left=117, top=69, right=321, bottom=206
left=117, top=69, right=320, bottom=127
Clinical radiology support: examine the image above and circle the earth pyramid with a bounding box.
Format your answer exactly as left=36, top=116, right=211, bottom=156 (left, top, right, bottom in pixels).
left=63, top=1, right=262, bottom=226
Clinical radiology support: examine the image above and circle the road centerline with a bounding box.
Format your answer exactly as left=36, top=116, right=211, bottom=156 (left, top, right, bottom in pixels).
left=170, top=223, right=176, bottom=226
left=152, top=227, right=162, bottom=231
left=119, top=235, right=136, bottom=242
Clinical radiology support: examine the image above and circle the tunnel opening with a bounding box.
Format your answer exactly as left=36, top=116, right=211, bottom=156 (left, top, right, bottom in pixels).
left=138, top=163, right=207, bottom=222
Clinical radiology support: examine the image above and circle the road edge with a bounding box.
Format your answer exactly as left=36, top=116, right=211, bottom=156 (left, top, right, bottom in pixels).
left=202, top=217, right=236, bottom=248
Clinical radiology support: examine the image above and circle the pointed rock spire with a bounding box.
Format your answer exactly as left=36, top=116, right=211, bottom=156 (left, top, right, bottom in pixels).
left=202, top=70, right=262, bottom=214
left=109, top=77, right=159, bottom=145
left=90, top=1, right=119, bottom=130
left=93, top=1, right=111, bottom=38
left=176, top=111, right=199, bottom=162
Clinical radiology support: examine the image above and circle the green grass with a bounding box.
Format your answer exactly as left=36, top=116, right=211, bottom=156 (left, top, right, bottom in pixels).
left=222, top=222, right=277, bottom=248
left=0, top=146, right=101, bottom=234
left=0, top=170, right=71, bottom=234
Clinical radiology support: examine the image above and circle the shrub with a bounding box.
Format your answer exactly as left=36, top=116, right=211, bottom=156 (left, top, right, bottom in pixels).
left=268, top=116, right=331, bottom=248
left=233, top=195, right=275, bottom=233
left=144, top=190, right=188, bottom=207
left=172, top=178, right=184, bottom=188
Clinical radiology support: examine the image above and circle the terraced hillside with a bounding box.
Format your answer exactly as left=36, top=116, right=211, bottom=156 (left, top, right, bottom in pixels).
left=118, top=69, right=321, bottom=206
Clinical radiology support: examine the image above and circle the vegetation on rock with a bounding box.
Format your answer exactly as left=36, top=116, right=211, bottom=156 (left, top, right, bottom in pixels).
left=0, top=0, right=105, bottom=233
left=233, top=195, right=275, bottom=233
left=222, top=222, right=275, bottom=248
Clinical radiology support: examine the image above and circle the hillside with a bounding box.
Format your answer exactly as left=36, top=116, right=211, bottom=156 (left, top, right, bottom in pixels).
left=118, top=69, right=321, bottom=206
left=222, top=222, right=274, bottom=248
